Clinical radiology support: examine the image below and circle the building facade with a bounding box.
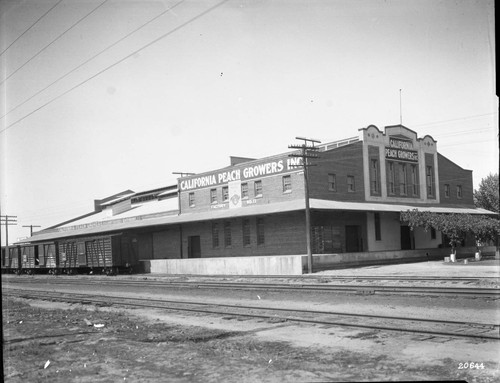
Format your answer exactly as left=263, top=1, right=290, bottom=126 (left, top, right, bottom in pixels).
left=19, top=124, right=494, bottom=274
left=172, top=125, right=478, bottom=260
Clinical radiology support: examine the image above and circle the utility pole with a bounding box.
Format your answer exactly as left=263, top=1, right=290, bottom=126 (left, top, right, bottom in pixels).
left=23, top=224, right=41, bottom=236
left=288, top=137, right=321, bottom=274
left=1, top=215, right=17, bottom=264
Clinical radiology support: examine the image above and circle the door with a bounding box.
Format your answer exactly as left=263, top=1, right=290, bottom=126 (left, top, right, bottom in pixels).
left=77, top=242, right=87, bottom=266
left=345, top=225, right=362, bottom=252
left=188, top=236, right=201, bottom=258
left=400, top=226, right=413, bottom=250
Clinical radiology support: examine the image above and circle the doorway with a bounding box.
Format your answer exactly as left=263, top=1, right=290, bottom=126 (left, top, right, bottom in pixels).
left=400, top=226, right=413, bottom=250
left=345, top=225, right=362, bottom=252
left=188, top=236, right=201, bottom=258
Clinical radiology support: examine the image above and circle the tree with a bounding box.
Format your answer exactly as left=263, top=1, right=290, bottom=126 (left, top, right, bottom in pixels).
left=400, top=210, right=499, bottom=255
left=474, top=173, right=499, bottom=213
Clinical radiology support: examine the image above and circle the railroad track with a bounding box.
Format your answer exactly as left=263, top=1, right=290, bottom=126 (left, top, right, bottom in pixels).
left=4, top=276, right=500, bottom=298
left=3, top=288, right=499, bottom=341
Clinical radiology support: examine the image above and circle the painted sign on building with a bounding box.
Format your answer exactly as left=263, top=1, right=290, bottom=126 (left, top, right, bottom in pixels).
left=385, top=137, right=419, bottom=163
left=179, top=156, right=303, bottom=191
left=228, top=180, right=242, bottom=209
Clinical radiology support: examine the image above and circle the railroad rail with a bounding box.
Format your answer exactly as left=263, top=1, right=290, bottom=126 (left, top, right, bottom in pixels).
left=4, top=276, right=500, bottom=298
left=3, top=288, right=499, bottom=341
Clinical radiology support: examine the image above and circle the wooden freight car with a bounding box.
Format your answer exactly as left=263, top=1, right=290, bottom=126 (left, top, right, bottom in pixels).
left=0, top=246, right=28, bottom=274
left=1, top=243, right=58, bottom=274
left=57, top=234, right=137, bottom=274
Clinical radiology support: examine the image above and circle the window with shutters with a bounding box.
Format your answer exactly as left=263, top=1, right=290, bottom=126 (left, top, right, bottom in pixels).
left=242, top=219, right=251, bottom=246
left=256, top=217, right=265, bottom=245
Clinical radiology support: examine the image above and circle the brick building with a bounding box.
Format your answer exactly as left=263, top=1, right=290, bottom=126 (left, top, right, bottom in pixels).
left=24, top=124, right=494, bottom=274
left=174, top=124, right=483, bottom=260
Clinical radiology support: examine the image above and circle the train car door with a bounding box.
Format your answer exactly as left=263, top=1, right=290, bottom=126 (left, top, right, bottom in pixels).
left=188, top=236, right=201, bottom=258
left=77, top=242, right=87, bottom=266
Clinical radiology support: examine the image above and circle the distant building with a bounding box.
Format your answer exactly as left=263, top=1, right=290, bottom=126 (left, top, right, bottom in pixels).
left=23, top=125, right=494, bottom=273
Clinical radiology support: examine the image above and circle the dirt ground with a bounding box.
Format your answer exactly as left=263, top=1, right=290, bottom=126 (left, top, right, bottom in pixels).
left=3, top=294, right=500, bottom=383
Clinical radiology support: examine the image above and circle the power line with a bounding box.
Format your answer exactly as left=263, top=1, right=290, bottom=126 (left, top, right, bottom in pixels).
left=22, top=224, right=41, bottom=236
left=412, top=112, right=497, bottom=128
left=0, top=0, right=230, bottom=133
left=0, top=0, right=110, bottom=86
left=0, top=0, right=187, bottom=120
left=0, top=0, right=64, bottom=57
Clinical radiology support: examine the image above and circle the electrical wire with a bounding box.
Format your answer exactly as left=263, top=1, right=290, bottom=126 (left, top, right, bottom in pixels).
left=0, top=0, right=64, bottom=57
left=0, top=0, right=187, bottom=121
left=0, top=0, right=110, bottom=86
left=0, top=0, right=230, bottom=133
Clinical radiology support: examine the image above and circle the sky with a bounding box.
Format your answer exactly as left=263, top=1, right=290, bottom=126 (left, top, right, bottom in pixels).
left=0, top=0, right=497, bottom=245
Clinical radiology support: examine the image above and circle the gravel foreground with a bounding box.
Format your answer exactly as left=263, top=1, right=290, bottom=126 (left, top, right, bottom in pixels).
left=3, top=295, right=500, bottom=383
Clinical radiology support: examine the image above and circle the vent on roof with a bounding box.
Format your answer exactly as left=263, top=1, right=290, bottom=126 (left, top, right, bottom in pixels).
left=111, top=199, right=132, bottom=216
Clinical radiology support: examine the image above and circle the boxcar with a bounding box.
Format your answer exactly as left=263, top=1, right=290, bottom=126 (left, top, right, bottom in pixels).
left=57, top=234, right=137, bottom=274
left=4, top=233, right=138, bottom=275
left=4, top=246, right=22, bottom=274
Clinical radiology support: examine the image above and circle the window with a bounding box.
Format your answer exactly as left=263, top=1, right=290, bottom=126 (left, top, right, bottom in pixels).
left=188, top=192, right=195, bottom=207
left=411, top=165, right=418, bottom=196
left=254, top=180, right=262, bottom=197
left=431, top=227, right=436, bottom=240
left=224, top=221, right=232, bottom=247
left=222, top=186, right=229, bottom=202
left=457, top=185, right=463, bottom=199
left=374, top=213, right=381, bottom=241
left=444, top=184, right=450, bottom=198
left=282, top=175, right=292, bottom=193
left=256, top=218, right=265, bottom=245
left=399, top=163, right=407, bottom=196
left=328, top=173, right=337, bottom=191
left=241, top=183, right=249, bottom=199
left=347, top=175, right=355, bottom=192
left=388, top=162, right=395, bottom=194
left=242, top=219, right=251, bottom=246
left=212, top=222, right=219, bottom=248
left=210, top=188, right=217, bottom=204
left=370, top=159, right=379, bottom=194
left=426, top=166, right=433, bottom=196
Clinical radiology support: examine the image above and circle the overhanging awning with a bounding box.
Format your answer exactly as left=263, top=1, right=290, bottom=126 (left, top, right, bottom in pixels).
left=309, top=199, right=496, bottom=215
left=25, top=198, right=496, bottom=243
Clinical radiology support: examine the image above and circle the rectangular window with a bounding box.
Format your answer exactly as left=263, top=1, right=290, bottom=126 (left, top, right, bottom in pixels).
left=399, top=163, right=407, bottom=196
left=374, top=213, right=381, bottom=241
left=347, top=175, right=355, bottom=192
left=224, top=221, right=231, bottom=247
left=254, top=180, right=262, bottom=197
left=431, top=227, right=436, bottom=240
left=212, top=222, right=219, bottom=248
left=256, top=217, right=265, bottom=245
left=388, top=162, right=395, bottom=195
left=210, top=188, right=217, bottom=204
left=222, top=186, right=229, bottom=202
left=426, top=166, right=433, bottom=196
left=444, top=184, right=450, bottom=198
left=282, top=175, right=292, bottom=193
left=370, top=159, right=379, bottom=194
left=242, top=219, right=251, bottom=246
left=457, top=185, right=463, bottom=199
left=328, top=173, right=336, bottom=191
left=241, top=183, right=249, bottom=199
left=411, top=165, right=418, bottom=196
left=188, top=192, right=195, bottom=207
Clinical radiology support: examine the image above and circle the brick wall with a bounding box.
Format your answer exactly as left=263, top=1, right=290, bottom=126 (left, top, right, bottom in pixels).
left=180, top=212, right=307, bottom=258
left=179, top=170, right=305, bottom=213
left=308, top=141, right=365, bottom=201
left=438, top=153, right=474, bottom=206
